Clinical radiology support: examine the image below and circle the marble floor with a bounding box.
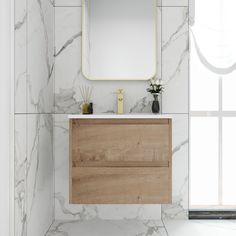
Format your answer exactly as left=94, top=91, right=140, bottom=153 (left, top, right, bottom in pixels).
left=164, top=220, right=236, bottom=236
left=45, top=219, right=236, bottom=236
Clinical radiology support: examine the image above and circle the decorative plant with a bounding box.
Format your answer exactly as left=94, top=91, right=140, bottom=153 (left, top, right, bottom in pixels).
left=147, top=78, right=164, bottom=95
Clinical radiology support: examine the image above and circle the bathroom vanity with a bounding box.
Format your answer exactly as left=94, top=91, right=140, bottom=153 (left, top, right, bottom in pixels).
left=69, top=115, right=172, bottom=204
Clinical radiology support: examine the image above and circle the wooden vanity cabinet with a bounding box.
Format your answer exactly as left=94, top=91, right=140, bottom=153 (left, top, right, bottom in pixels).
left=69, top=118, right=172, bottom=204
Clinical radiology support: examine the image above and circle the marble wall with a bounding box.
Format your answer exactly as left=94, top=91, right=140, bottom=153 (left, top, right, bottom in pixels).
left=27, top=0, right=54, bottom=113
left=14, top=0, right=54, bottom=236
left=53, top=0, right=189, bottom=221
left=15, top=0, right=189, bottom=234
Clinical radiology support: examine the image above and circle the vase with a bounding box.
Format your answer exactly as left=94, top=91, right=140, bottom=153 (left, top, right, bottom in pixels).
left=152, top=94, right=160, bottom=114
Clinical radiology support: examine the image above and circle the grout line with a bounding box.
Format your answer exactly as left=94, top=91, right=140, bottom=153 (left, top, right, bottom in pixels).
left=26, top=104, right=28, bottom=236
left=53, top=6, right=189, bottom=8
left=161, top=113, right=189, bottom=115
left=14, top=113, right=52, bottom=115
left=16, top=112, right=190, bottom=115
left=54, top=5, right=81, bottom=7
left=14, top=112, right=189, bottom=115
left=161, top=6, right=189, bottom=7
left=26, top=0, right=28, bottom=116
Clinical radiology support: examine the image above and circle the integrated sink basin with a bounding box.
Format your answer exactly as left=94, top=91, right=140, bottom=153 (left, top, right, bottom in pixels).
left=68, top=114, right=172, bottom=119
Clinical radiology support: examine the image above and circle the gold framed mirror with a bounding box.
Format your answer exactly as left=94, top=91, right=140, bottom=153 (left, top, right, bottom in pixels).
left=82, top=0, right=157, bottom=80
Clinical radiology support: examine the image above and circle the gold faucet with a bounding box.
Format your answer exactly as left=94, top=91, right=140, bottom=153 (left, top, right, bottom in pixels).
left=117, top=89, right=124, bottom=114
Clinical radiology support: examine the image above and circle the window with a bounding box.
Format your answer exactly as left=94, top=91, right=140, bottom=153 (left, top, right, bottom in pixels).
left=190, top=0, right=236, bottom=208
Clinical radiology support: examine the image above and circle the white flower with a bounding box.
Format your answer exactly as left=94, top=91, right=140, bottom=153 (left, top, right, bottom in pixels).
left=150, top=78, right=162, bottom=85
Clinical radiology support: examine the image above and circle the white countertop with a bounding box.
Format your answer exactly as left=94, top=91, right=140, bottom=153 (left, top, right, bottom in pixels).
left=68, top=114, right=172, bottom=119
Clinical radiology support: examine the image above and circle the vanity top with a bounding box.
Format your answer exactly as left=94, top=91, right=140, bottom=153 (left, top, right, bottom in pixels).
left=68, top=114, right=172, bottom=119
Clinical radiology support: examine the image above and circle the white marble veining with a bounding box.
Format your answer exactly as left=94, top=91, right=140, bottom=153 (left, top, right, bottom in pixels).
left=14, top=0, right=27, bottom=113
left=14, top=0, right=55, bottom=235
left=68, top=114, right=172, bottom=119
left=15, top=0, right=55, bottom=114
left=46, top=219, right=167, bottom=236
left=26, top=114, right=54, bottom=236
left=162, top=7, right=189, bottom=114
left=162, top=115, right=188, bottom=219
left=14, top=114, right=55, bottom=236
left=14, top=115, right=27, bottom=236
left=27, top=0, right=54, bottom=113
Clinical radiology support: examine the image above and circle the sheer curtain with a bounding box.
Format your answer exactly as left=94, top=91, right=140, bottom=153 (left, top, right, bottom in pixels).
left=190, top=0, right=236, bottom=209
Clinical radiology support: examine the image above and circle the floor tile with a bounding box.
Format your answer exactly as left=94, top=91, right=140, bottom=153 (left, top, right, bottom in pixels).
left=46, top=219, right=167, bottom=236
left=164, top=220, right=236, bottom=236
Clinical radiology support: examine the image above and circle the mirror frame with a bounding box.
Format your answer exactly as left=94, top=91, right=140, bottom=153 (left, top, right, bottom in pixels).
left=81, top=0, right=157, bottom=81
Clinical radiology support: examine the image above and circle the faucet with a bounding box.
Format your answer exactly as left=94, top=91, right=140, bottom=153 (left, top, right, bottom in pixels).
left=117, top=89, right=124, bottom=114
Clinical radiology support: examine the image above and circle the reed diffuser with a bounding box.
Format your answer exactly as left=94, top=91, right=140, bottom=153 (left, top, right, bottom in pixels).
left=79, top=85, right=93, bottom=114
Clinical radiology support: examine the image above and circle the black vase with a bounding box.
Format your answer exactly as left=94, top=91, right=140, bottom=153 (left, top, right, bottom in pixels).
left=152, top=94, right=160, bottom=114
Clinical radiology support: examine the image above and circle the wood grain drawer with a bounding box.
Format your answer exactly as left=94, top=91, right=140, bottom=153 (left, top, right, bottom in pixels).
left=70, top=167, right=171, bottom=204
left=71, top=119, right=171, bottom=163
left=69, top=118, right=172, bottom=204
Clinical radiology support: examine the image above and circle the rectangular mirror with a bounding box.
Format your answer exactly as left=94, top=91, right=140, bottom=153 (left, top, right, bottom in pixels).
left=82, top=0, right=157, bottom=80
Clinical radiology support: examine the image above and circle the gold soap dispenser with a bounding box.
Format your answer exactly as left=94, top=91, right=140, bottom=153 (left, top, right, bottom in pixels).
left=117, top=89, right=124, bottom=114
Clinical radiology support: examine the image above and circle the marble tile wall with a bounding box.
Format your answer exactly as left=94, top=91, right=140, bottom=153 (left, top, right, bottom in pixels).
left=15, top=0, right=27, bottom=113
left=27, top=0, right=54, bottom=113
left=161, top=6, right=189, bottom=220
left=14, top=0, right=55, bottom=235
left=162, top=7, right=189, bottom=114
left=162, top=115, right=188, bottom=219
left=15, top=0, right=55, bottom=114
left=53, top=1, right=189, bottom=221
left=15, top=114, right=54, bottom=236
left=14, top=115, right=27, bottom=236
left=26, top=114, right=54, bottom=236
left=14, top=0, right=28, bottom=233
left=15, top=0, right=189, bottom=234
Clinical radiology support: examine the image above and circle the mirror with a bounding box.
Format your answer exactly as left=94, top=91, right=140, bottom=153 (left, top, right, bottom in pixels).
left=82, top=0, right=157, bottom=80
